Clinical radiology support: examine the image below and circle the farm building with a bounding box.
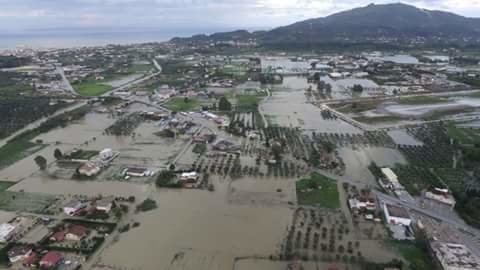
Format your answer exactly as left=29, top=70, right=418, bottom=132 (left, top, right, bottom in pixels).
left=95, top=196, right=115, bottom=213
left=179, top=172, right=199, bottom=183
left=66, top=225, right=88, bottom=241
left=0, top=223, right=16, bottom=243
left=78, top=162, right=101, bottom=177
left=39, top=251, right=63, bottom=269
left=7, top=245, right=33, bottom=263
left=63, top=200, right=87, bottom=216
left=383, top=203, right=411, bottom=226
left=122, top=167, right=152, bottom=177
left=425, top=188, right=456, bottom=208
left=380, top=168, right=403, bottom=190
left=432, top=242, right=480, bottom=270
left=99, top=148, right=114, bottom=160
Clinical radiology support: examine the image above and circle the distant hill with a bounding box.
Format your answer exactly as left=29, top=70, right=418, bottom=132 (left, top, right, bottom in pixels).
left=171, top=3, right=480, bottom=45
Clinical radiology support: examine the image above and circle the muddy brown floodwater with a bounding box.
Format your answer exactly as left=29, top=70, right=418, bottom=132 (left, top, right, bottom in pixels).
left=260, top=77, right=362, bottom=133
left=98, top=176, right=293, bottom=270
left=338, top=147, right=407, bottom=187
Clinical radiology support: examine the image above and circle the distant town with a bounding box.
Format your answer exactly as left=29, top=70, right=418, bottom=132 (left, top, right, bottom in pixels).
left=1, top=31, right=480, bottom=270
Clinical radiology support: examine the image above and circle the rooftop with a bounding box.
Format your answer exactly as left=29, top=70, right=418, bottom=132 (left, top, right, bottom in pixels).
left=432, top=242, right=480, bottom=269
left=385, top=204, right=410, bottom=219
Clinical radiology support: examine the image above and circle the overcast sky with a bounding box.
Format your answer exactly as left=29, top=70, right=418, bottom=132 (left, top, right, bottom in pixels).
left=1, top=0, right=480, bottom=33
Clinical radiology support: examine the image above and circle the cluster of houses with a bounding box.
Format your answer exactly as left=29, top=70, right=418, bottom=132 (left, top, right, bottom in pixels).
left=425, top=187, right=456, bottom=208
left=201, top=111, right=229, bottom=127
left=379, top=167, right=456, bottom=207
left=63, top=196, right=115, bottom=216
left=7, top=245, right=64, bottom=269
left=77, top=148, right=119, bottom=177
left=178, top=172, right=200, bottom=188
left=122, top=167, right=155, bottom=178
left=212, top=139, right=240, bottom=152
left=49, top=224, right=89, bottom=242
left=347, top=192, right=378, bottom=222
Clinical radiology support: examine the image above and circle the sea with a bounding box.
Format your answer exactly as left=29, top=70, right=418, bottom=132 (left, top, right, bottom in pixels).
left=0, top=28, right=225, bottom=50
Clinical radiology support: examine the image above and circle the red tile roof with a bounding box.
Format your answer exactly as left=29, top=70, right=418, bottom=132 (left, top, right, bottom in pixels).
left=50, top=231, right=66, bottom=242
left=40, top=251, right=62, bottom=267
left=67, top=224, right=88, bottom=238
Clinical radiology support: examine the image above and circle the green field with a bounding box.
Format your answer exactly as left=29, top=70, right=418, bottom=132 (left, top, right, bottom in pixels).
left=69, top=150, right=99, bottom=160
left=222, top=64, right=248, bottom=77
left=128, top=63, right=153, bottom=73
left=0, top=105, right=90, bottom=170
left=334, top=100, right=382, bottom=114
left=296, top=172, right=340, bottom=208
left=397, top=96, right=447, bottom=105
left=446, top=123, right=480, bottom=145
left=0, top=191, right=57, bottom=214
left=425, top=107, right=474, bottom=121
left=0, top=182, right=14, bottom=192
left=393, top=165, right=445, bottom=196
left=353, top=115, right=403, bottom=124
left=467, top=91, right=480, bottom=98
left=164, top=97, right=201, bottom=112
left=73, top=81, right=113, bottom=96
left=385, top=240, right=434, bottom=270
left=0, top=135, right=46, bottom=170
left=234, top=93, right=267, bottom=111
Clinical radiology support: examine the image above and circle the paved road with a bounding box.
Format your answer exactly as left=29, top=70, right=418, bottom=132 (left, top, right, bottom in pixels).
left=152, top=58, right=162, bottom=72
left=376, top=191, right=480, bottom=256
left=101, top=59, right=162, bottom=97
left=321, top=104, right=370, bottom=131
left=258, top=87, right=271, bottom=128
left=55, top=65, right=78, bottom=95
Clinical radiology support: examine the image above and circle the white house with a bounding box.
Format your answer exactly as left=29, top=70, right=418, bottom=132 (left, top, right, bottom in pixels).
left=380, top=168, right=403, bottom=190
left=78, top=162, right=101, bottom=177
left=383, top=203, right=411, bottom=226
left=7, top=245, right=32, bottom=263
left=95, top=197, right=115, bottom=213
left=99, top=148, right=113, bottom=160
left=63, top=200, right=86, bottom=216
left=179, top=172, right=199, bottom=183
left=0, top=223, right=16, bottom=243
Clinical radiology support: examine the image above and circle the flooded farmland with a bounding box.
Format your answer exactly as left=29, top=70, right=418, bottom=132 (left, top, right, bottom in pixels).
left=0, top=73, right=417, bottom=270
left=338, top=147, right=407, bottom=186
left=260, top=76, right=362, bottom=133
left=98, top=177, right=294, bottom=270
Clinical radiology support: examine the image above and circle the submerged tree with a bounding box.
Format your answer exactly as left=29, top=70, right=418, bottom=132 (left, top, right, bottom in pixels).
left=53, top=148, right=63, bottom=160
left=352, top=84, right=364, bottom=93
left=218, top=96, right=232, bottom=111
left=34, top=155, right=47, bottom=170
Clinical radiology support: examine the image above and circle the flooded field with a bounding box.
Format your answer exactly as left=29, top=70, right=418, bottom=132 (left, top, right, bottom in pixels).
left=261, top=57, right=311, bottom=73
left=338, top=147, right=407, bottom=186
left=260, top=76, right=362, bottom=133
left=388, top=130, right=424, bottom=146
left=382, top=99, right=479, bottom=117
left=368, top=54, right=419, bottom=64
left=234, top=259, right=360, bottom=270
left=98, top=176, right=293, bottom=270
left=228, top=177, right=297, bottom=206
left=321, top=76, right=383, bottom=99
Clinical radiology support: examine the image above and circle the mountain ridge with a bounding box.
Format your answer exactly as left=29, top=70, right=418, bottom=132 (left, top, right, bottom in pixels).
left=170, top=2, right=480, bottom=45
